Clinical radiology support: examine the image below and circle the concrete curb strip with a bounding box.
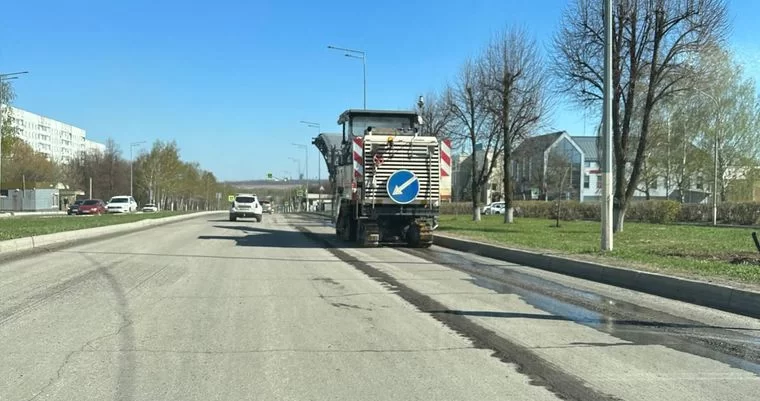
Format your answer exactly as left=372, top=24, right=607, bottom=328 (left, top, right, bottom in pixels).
left=433, top=234, right=760, bottom=320
left=0, top=211, right=221, bottom=255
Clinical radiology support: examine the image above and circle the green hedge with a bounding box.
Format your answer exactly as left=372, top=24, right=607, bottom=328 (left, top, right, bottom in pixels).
left=440, top=200, right=760, bottom=225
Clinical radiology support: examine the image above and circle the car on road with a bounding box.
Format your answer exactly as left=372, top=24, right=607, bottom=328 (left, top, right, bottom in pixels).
left=106, top=195, right=138, bottom=213
left=77, top=199, right=107, bottom=215
left=229, top=194, right=263, bottom=222
left=142, top=203, right=158, bottom=213
left=67, top=199, right=85, bottom=215
left=260, top=200, right=273, bottom=214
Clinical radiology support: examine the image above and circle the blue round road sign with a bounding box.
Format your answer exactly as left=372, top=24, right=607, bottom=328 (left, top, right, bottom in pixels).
left=386, top=169, right=420, bottom=204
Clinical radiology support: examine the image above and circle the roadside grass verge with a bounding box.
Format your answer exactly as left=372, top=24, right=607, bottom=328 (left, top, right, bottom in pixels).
left=0, top=212, right=191, bottom=241
left=438, top=215, right=760, bottom=289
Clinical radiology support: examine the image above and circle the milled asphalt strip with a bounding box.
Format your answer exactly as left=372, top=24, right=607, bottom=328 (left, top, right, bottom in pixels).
left=294, top=225, right=621, bottom=401
left=433, top=234, right=760, bottom=319
left=298, top=212, right=760, bottom=320
left=0, top=212, right=224, bottom=263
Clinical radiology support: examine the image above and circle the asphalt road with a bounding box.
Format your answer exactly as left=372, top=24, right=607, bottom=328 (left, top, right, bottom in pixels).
left=1, top=213, right=759, bottom=400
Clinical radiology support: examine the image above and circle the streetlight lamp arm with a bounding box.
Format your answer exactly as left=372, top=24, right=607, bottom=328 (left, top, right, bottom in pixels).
left=328, top=45, right=365, bottom=55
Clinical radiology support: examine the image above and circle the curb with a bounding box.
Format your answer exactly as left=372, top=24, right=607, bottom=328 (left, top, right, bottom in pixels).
left=434, top=234, right=760, bottom=320
left=0, top=211, right=222, bottom=258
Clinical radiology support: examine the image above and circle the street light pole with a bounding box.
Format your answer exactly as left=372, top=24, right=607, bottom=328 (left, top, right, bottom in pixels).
left=694, top=89, right=720, bottom=226
left=292, top=143, right=309, bottom=209
left=130, top=141, right=146, bottom=198
left=300, top=120, right=321, bottom=207
left=328, top=45, right=366, bottom=109
left=0, top=72, right=29, bottom=205
left=601, top=0, right=613, bottom=251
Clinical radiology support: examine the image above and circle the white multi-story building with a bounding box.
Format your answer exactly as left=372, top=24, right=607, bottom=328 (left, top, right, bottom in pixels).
left=4, top=106, right=105, bottom=163
left=85, top=139, right=106, bottom=155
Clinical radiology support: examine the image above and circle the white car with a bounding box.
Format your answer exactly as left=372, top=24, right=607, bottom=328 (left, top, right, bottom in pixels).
left=142, top=203, right=158, bottom=213
left=484, top=201, right=506, bottom=215
left=106, top=195, right=138, bottom=213
left=229, top=193, right=263, bottom=222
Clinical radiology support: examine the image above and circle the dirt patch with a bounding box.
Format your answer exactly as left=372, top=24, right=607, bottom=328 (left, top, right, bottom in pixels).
left=661, top=250, right=760, bottom=265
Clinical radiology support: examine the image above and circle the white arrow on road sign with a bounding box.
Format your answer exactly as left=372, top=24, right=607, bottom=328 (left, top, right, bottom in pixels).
left=392, top=176, right=417, bottom=196
left=386, top=169, right=420, bottom=204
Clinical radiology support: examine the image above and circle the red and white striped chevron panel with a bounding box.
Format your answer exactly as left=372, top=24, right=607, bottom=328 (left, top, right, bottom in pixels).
left=440, top=138, right=452, bottom=177
left=352, top=137, right=364, bottom=179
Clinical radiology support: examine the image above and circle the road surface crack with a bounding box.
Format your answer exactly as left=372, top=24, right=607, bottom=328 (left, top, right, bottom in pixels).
left=25, top=350, right=77, bottom=401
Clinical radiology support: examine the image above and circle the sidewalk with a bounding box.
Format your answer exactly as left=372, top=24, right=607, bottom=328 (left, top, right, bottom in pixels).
left=0, top=210, right=67, bottom=218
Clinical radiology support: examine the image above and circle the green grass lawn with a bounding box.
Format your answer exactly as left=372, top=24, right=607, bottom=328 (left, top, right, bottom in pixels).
left=0, top=212, right=190, bottom=241
left=438, top=215, right=760, bottom=287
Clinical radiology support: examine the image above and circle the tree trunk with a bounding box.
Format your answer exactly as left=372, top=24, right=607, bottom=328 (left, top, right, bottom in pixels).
left=504, top=148, right=515, bottom=224
left=470, top=146, right=481, bottom=221
left=613, top=204, right=626, bottom=233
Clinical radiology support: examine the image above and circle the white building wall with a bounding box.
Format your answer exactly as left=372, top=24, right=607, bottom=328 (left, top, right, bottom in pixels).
left=6, top=106, right=103, bottom=163
left=85, top=139, right=106, bottom=154
left=580, top=160, right=706, bottom=200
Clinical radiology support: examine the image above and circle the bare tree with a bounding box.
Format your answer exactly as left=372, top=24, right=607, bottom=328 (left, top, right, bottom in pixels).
left=482, top=26, right=550, bottom=223
left=417, top=90, right=454, bottom=137
left=447, top=59, right=502, bottom=221
left=554, top=0, right=728, bottom=232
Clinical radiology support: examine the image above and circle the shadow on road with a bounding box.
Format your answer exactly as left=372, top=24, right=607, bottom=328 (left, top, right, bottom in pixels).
left=198, top=225, right=330, bottom=248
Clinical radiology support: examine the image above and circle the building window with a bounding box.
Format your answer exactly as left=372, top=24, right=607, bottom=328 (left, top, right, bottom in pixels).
left=696, top=176, right=703, bottom=190
left=596, top=175, right=602, bottom=189
left=650, top=178, right=658, bottom=190
left=583, top=174, right=590, bottom=189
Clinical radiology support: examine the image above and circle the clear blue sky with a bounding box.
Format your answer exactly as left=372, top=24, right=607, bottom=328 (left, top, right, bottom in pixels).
left=2, top=0, right=758, bottom=181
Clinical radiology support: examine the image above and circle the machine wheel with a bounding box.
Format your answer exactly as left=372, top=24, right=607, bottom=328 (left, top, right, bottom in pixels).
left=229, top=215, right=237, bottom=222
left=255, top=215, right=263, bottom=223
left=407, top=220, right=433, bottom=248
left=358, top=221, right=380, bottom=247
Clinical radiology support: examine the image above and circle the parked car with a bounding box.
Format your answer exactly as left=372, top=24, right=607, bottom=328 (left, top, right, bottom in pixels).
left=142, top=203, right=158, bottom=213
left=78, top=199, right=107, bottom=215
left=106, top=196, right=138, bottom=213
left=67, top=199, right=85, bottom=215
left=229, top=193, right=263, bottom=222
left=484, top=201, right=506, bottom=215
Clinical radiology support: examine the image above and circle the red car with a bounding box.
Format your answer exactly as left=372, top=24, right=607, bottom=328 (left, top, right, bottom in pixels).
left=77, top=199, right=107, bottom=215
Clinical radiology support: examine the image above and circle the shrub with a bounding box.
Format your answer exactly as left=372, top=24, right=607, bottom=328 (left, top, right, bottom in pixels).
left=441, top=199, right=760, bottom=226
left=626, top=200, right=681, bottom=223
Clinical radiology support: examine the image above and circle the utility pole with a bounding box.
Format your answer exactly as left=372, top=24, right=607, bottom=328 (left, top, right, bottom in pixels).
left=601, top=0, right=613, bottom=251
left=89, top=177, right=93, bottom=199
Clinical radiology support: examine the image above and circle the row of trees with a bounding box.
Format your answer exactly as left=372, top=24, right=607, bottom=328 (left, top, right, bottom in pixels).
left=2, top=82, right=235, bottom=210
left=420, top=0, right=757, bottom=233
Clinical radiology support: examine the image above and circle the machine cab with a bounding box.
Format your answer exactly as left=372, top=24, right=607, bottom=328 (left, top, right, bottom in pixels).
left=338, top=109, right=421, bottom=143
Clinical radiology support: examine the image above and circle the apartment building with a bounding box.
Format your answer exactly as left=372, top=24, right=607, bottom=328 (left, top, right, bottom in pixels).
left=4, top=106, right=105, bottom=162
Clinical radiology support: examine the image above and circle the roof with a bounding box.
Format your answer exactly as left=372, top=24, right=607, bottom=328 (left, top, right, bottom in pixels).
left=571, top=136, right=599, bottom=161
left=337, top=109, right=419, bottom=125
left=513, top=131, right=564, bottom=156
